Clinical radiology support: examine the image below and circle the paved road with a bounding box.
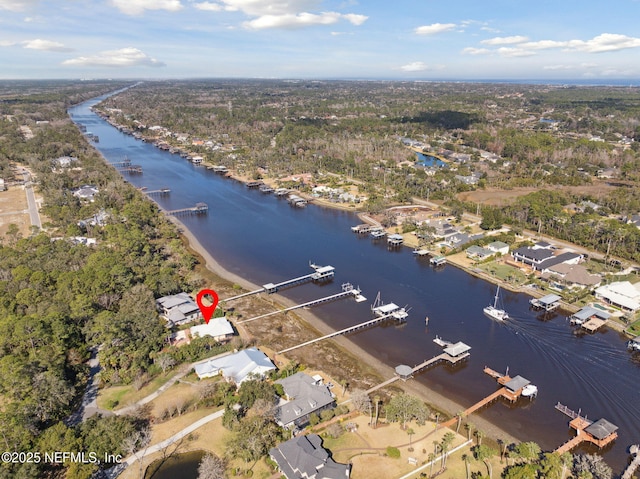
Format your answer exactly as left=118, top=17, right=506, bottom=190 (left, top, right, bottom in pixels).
left=103, top=409, right=224, bottom=479
left=20, top=169, right=41, bottom=229
left=66, top=347, right=113, bottom=426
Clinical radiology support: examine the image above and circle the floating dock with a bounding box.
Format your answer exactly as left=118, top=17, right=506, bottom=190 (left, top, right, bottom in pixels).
left=222, top=264, right=335, bottom=302
left=166, top=202, right=208, bottom=216
left=554, top=402, right=618, bottom=454
left=237, top=283, right=366, bottom=324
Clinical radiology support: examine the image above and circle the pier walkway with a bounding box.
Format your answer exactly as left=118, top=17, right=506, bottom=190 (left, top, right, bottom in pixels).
left=277, top=310, right=405, bottom=355
left=237, top=283, right=365, bottom=324
left=166, top=202, right=208, bottom=216
left=365, top=348, right=471, bottom=395
left=223, top=264, right=335, bottom=302
left=144, top=187, right=170, bottom=196
left=554, top=402, right=618, bottom=454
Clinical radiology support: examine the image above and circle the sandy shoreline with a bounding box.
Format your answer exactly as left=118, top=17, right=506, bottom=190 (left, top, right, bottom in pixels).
left=169, top=214, right=522, bottom=446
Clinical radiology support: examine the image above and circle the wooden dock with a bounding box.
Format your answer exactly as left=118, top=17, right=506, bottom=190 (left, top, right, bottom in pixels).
left=237, top=283, right=366, bottom=324
left=119, top=165, right=143, bottom=174
left=145, top=187, right=171, bottom=196
left=167, top=202, right=208, bottom=216
left=222, top=264, right=335, bottom=302
left=277, top=309, right=407, bottom=355
left=554, top=402, right=618, bottom=454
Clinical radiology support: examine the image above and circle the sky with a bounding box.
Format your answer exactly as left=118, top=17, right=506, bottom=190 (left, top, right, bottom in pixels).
left=1, top=0, right=640, bottom=81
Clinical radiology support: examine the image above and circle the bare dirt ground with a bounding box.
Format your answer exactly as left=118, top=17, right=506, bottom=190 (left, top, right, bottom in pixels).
left=457, top=181, right=618, bottom=207
left=0, top=186, right=31, bottom=237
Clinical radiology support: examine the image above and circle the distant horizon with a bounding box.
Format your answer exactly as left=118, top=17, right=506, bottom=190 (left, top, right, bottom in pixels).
left=2, top=77, right=639, bottom=87
left=2, top=1, right=639, bottom=81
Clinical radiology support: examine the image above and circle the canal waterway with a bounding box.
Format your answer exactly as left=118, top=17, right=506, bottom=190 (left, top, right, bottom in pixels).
left=69, top=93, right=640, bottom=470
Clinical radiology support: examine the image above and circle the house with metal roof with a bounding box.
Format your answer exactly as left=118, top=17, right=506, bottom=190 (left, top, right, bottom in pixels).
left=569, top=306, right=611, bottom=325
left=466, top=245, right=494, bottom=261
left=594, top=281, right=640, bottom=312
left=190, top=317, right=235, bottom=342
left=274, top=372, right=335, bottom=430
left=270, top=434, right=350, bottom=479
left=156, top=292, right=202, bottom=327
left=488, top=241, right=509, bottom=255
left=193, top=347, right=276, bottom=384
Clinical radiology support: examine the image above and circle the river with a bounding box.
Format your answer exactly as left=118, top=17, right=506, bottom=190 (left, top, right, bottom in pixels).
left=68, top=93, right=640, bottom=471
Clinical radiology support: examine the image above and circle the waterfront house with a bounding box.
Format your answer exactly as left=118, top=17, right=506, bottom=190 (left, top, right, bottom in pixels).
left=274, top=372, right=335, bottom=430
left=488, top=241, right=509, bottom=255
left=594, top=281, right=640, bottom=313
left=540, top=263, right=601, bottom=290
left=270, top=434, right=350, bottom=479
left=193, top=347, right=276, bottom=384
left=190, top=317, right=234, bottom=342
left=156, top=292, right=202, bottom=327
left=466, top=245, right=494, bottom=261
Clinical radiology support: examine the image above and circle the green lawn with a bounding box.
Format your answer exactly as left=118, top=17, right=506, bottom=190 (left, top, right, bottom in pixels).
left=477, top=262, right=528, bottom=285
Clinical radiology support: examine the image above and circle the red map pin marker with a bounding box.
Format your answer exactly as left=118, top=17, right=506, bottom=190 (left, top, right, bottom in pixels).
left=196, top=289, right=219, bottom=324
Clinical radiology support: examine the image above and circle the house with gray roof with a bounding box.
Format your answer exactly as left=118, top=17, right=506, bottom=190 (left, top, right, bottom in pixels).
left=274, top=372, right=335, bottom=430
left=270, top=434, right=350, bottom=479
left=156, top=292, right=202, bottom=327
left=466, top=245, right=494, bottom=261
left=194, top=347, right=276, bottom=384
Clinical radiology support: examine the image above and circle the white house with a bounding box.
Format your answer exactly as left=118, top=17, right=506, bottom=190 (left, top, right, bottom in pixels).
left=594, top=281, right=640, bottom=312
left=190, top=317, right=234, bottom=342
left=193, top=348, right=276, bottom=384
left=488, top=241, right=509, bottom=255
left=73, top=185, right=99, bottom=201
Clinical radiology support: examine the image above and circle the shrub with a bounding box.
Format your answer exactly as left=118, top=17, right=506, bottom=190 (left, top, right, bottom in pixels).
left=386, top=446, right=401, bottom=459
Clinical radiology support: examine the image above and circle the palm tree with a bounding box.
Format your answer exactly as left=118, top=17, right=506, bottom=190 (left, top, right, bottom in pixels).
left=441, top=432, right=455, bottom=468
left=464, top=422, right=474, bottom=441
left=474, top=429, right=484, bottom=446
left=373, top=395, right=380, bottom=428
left=407, top=428, right=415, bottom=450
left=461, top=453, right=471, bottom=479
left=427, top=453, right=436, bottom=477
left=455, top=411, right=464, bottom=434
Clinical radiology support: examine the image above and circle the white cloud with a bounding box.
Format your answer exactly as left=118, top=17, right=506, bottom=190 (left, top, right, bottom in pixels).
left=0, top=40, right=17, bottom=47
left=497, top=47, right=535, bottom=57
left=219, top=0, right=320, bottom=16
left=400, top=61, right=429, bottom=72
left=109, top=0, right=183, bottom=15
left=0, top=0, right=39, bottom=12
left=481, top=35, right=528, bottom=46
left=543, top=64, right=574, bottom=70
left=194, top=1, right=223, bottom=11
left=471, top=33, right=640, bottom=58
left=565, top=33, right=640, bottom=53
left=244, top=11, right=366, bottom=29
left=462, top=47, right=490, bottom=55
left=415, top=23, right=456, bottom=35
left=62, top=48, right=165, bottom=68
left=22, top=39, right=73, bottom=52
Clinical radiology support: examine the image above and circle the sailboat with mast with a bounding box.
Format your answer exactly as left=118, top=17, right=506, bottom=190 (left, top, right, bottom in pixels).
left=484, top=286, right=509, bottom=321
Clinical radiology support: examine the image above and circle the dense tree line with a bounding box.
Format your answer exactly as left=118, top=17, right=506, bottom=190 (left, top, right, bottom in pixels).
left=0, top=81, right=199, bottom=478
